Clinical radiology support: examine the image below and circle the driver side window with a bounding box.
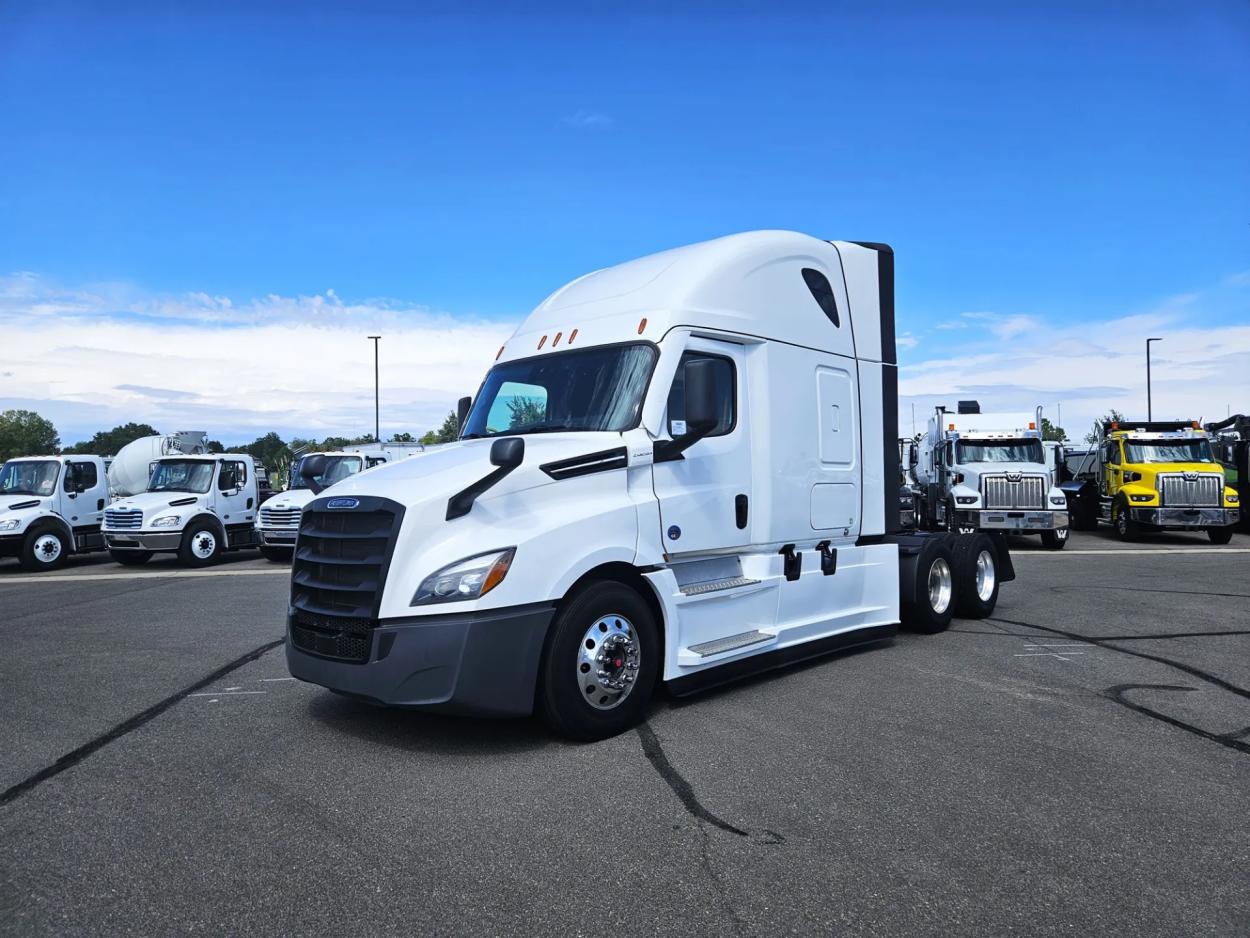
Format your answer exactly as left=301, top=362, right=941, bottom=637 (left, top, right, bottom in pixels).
left=218, top=461, right=246, bottom=491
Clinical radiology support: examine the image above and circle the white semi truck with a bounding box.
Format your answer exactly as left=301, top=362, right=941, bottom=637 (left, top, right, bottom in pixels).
left=103, top=452, right=263, bottom=566
left=0, top=455, right=113, bottom=570
left=908, top=402, right=1070, bottom=550
left=284, top=231, right=1018, bottom=740
left=256, top=443, right=432, bottom=561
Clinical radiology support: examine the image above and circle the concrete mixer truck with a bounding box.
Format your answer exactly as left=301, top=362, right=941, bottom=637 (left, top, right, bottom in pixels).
left=0, top=454, right=112, bottom=571
left=102, top=431, right=262, bottom=566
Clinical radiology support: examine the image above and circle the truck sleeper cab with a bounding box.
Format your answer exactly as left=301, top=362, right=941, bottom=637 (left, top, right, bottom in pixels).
left=285, top=231, right=1014, bottom=740
left=0, top=456, right=111, bottom=571
left=103, top=454, right=262, bottom=566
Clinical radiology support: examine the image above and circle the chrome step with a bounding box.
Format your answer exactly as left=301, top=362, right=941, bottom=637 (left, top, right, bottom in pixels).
left=688, top=629, right=772, bottom=657
left=679, top=576, right=760, bottom=597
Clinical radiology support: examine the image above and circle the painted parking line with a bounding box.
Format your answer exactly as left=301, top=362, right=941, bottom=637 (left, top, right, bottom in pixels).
left=0, top=567, right=288, bottom=585
left=1014, top=548, right=1250, bottom=556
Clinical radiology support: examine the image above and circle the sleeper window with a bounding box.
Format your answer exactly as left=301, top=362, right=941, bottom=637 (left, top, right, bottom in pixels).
left=667, top=352, right=736, bottom=438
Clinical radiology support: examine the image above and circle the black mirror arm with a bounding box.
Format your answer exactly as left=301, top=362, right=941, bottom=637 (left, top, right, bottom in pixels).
left=653, top=420, right=715, bottom=463
left=446, top=438, right=524, bottom=520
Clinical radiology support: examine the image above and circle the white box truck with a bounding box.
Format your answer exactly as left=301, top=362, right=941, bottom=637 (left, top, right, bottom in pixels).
left=0, top=455, right=112, bottom=570
left=909, top=402, right=1071, bottom=549
left=285, top=231, right=1016, bottom=739
left=256, top=444, right=433, bottom=562
left=103, top=453, right=262, bottom=566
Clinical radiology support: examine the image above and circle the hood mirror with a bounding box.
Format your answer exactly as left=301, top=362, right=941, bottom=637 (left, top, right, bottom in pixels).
left=300, top=454, right=327, bottom=495
left=490, top=437, right=524, bottom=470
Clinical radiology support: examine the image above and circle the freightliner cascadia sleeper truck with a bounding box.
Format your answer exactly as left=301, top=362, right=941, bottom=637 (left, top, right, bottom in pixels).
left=285, top=231, right=1015, bottom=739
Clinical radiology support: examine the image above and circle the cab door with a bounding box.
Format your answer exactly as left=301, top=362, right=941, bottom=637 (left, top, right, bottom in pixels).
left=61, top=460, right=107, bottom=533
left=1103, top=440, right=1122, bottom=496
left=651, top=339, right=750, bottom=556
left=215, top=459, right=254, bottom=530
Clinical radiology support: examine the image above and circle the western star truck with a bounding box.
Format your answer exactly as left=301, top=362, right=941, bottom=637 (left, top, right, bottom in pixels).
left=908, top=402, right=1070, bottom=549
left=284, top=231, right=1016, bottom=740
left=0, top=455, right=112, bottom=570
left=256, top=444, right=431, bottom=561
left=103, top=453, right=263, bottom=565
left=1063, top=420, right=1239, bottom=542
left=1206, top=415, right=1249, bottom=532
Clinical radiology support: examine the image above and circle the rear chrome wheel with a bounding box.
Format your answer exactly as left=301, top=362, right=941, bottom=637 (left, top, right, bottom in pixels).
left=928, top=558, right=953, bottom=615
left=974, top=549, right=996, bottom=602
left=902, top=538, right=958, bottom=634
left=951, top=533, right=1001, bottom=620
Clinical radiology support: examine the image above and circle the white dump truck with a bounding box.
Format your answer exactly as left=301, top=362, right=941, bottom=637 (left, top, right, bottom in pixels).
left=0, top=455, right=113, bottom=570
left=284, top=230, right=1017, bottom=740
left=103, top=450, right=262, bottom=566
left=909, top=402, right=1070, bottom=549
left=256, top=443, right=432, bottom=562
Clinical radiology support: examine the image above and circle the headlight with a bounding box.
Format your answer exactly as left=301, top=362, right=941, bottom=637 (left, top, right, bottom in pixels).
left=955, top=496, right=977, bottom=505
left=1130, top=494, right=1153, bottom=503
left=412, top=548, right=515, bottom=605
left=151, top=515, right=181, bottom=528
left=1050, top=496, right=1066, bottom=505
left=0, top=518, right=21, bottom=532
left=1228, top=494, right=1240, bottom=504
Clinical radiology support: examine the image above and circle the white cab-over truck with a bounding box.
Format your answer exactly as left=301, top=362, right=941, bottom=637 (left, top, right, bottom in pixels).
left=910, top=402, right=1070, bottom=550
left=256, top=445, right=431, bottom=561
left=285, top=231, right=1016, bottom=740
left=103, top=454, right=262, bottom=566
left=0, top=455, right=112, bottom=570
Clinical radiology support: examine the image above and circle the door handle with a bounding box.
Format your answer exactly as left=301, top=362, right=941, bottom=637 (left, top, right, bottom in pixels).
left=734, top=494, right=748, bottom=530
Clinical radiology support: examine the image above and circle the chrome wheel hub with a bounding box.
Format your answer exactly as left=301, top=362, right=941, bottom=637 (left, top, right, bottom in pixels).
left=974, top=549, right=996, bottom=602
left=191, top=531, right=217, bottom=559
left=928, top=558, right=953, bottom=615
left=576, top=614, right=640, bottom=711
left=34, top=534, right=63, bottom=563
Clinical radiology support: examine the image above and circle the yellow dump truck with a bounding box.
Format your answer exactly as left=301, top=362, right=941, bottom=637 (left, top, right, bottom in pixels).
left=1063, top=420, right=1239, bottom=543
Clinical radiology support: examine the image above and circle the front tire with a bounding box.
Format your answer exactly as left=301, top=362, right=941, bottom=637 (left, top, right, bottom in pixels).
left=178, top=522, right=222, bottom=567
left=1111, top=496, right=1137, bottom=541
left=19, top=527, right=68, bottom=572
left=259, top=545, right=293, bottom=563
left=952, top=533, right=1000, bottom=619
left=1208, top=526, right=1234, bottom=545
left=537, top=581, right=659, bottom=741
left=110, top=550, right=152, bottom=566
left=1040, top=526, right=1069, bottom=550
left=901, top=538, right=958, bottom=634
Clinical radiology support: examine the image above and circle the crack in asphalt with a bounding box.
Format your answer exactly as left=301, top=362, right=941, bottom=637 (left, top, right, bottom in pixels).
left=950, top=627, right=1250, bottom=642
left=988, top=615, right=1250, bottom=757
left=0, top=577, right=183, bottom=627
left=1052, top=585, right=1250, bottom=600
left=0, top=638, right=285, bottom=808
left=636, top=722, right=749, bottom=836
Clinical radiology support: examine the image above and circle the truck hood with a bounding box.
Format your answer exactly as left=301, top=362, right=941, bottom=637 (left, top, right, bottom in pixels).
left=106, top=491, right=210, bottom=524
left=0, top=497, right=51, bottom=527
left=261, top=489, right=317, bottom=511
left=319, top=433, right=625, bottom=510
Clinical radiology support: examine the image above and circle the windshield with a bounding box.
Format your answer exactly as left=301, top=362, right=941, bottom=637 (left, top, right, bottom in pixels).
left=461, top=343, right=657, bottom=438
left=0, top=460, right=59, bottom=497
left=1123, top=439, right=1215, bottom=464
left=955, top=439, right=1044, bottom=464
left=289, top=454, right=364, bottom=489
left=148, top=460, right=215, bottom=493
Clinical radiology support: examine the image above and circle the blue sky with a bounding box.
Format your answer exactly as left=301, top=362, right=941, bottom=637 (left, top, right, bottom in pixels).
left=2, top=1, right=1248, bottom=443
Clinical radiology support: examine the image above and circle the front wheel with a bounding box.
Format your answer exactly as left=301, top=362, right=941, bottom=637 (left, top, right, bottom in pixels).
left=19, top=528, right=68, bottom=572
left=537, top=581, right=659, bottom=741
left=110, top=550, right=152, bottom=566
left=1111, top=497, right=1137, bottom=541
left=901, top=538, right=958, bottom=634
left=178, top=522, right=222, bottom=567
left=1208, top=526, right=1234, bottom=545
left=1040, top=526, right=1069, bottom=550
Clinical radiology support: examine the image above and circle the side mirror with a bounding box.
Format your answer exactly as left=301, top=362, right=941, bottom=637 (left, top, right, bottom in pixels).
left=456, top=396, right=472, bottom=433
left=683, top=359, right=718, bottom=435
left=300, top=455, right=327, bottom=495
left=490, top=437, right=524, bottom=470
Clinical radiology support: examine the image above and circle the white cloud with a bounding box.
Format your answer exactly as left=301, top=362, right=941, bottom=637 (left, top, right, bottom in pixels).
left=0, top=275, right=516, bottom=445
left=896, top=332, right=919, bottom=350
left=563, top=109, right=613, bottom=129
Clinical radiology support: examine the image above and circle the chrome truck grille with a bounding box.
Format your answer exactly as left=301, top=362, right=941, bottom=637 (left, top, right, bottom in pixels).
left=980, top=474, right=1047, bottom=510
left=288, top=497, right=404, bottom=663
left=259, top=505, right=302, bottom=528
left=103, top=508, right=142, bottom=529
left=1157, top=472, right=1222, bottom=508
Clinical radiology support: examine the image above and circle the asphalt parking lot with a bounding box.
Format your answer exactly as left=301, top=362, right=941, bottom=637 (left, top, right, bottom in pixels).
left=1, top=529, right=1248, bottom=936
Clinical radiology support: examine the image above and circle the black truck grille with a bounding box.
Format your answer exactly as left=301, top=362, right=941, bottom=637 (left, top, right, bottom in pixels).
left=289, top=497, right=404, bottom=663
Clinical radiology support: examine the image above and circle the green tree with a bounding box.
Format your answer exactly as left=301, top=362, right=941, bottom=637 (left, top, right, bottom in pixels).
left=205, top=439, right=225, bottom=454
left=1040, top=417, right=1067, bottom=442
left=0, top=409, right=60, bottom=460
left=63, top=422, right=159, bottom=455
left=1084, top=408, right=1125, bottom=444
left=321, top=433, right=376, bottom=450
left=418, top=430, right=439, bottom=445
left=435, top=411, right=460, bottom=443
left=507, top=396, right=546, bottom=429
left=239, top=432, right=289, bottom=471
left=390, top=432, right=414, bottom=443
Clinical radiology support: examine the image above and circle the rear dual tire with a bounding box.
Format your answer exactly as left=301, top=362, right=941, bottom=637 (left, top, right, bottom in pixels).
left=902, top=533, right=1002, bottom=632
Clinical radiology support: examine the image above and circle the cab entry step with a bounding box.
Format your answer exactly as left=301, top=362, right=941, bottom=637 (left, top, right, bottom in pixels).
left=679, top=575, right=760, bottom=596
left=688, top=629, right=773, bottom=658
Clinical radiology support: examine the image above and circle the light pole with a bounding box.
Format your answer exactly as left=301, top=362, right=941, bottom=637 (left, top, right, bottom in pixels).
left=1146, top=337, right=1162, bottom=421
left=368, top=335, right=381, bottom=443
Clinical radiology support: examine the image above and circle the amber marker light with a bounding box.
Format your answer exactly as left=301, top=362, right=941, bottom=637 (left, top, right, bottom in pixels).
left=480, top=550, right=514, bottom=596
left=568, top=328, right=578, bottom=344
left=495, top=346, right=504, bottom=361
left=537, top=335, right=547, bottom=350
left=553, top=331, right=562, bottom=346
left=637, top=317, right=648, bottom=334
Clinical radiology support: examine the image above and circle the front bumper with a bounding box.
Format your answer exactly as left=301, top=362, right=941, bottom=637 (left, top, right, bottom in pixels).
left=258, top=527, right=298, bottom=546
left=957, top=509, right=1068, bottom=531
left=104, top=531, right=183, bottom=551
left=286, top=602, right=557, bottom=717
left=0, top=534, right=23, bottom=558
left=1128, top=507, right=1239, bottom=529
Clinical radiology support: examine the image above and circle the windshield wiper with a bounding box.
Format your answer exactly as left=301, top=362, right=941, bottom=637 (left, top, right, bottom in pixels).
left=517, top=425, right=581, bottom=435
